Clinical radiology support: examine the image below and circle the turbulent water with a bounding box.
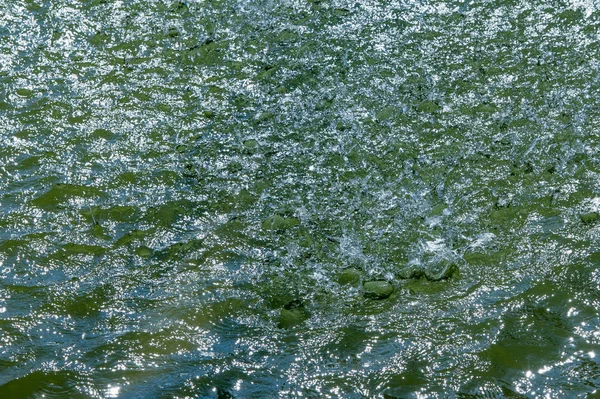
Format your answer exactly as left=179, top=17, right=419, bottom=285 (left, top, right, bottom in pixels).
left=2, top=0, right=600, bottom=397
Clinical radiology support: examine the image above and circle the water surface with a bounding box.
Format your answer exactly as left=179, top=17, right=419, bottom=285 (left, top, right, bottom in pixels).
left=1, top=0, right=600, bottom=397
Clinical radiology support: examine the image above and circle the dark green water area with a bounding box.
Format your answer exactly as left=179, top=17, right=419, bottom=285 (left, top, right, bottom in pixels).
left=2, top=0, right=600, bottom=397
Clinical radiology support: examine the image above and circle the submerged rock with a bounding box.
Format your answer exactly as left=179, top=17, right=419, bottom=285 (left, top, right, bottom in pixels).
left=217, top=388, right=235, bottom=399
left=135, top=246, right=153, bottom=258
left=169, top=1, right=189, bottom=13
left=226, top=161, right=243, bottom=174
left=243, top=139, right=259, bottom=154
left=405, top=278, right=448, bottom=295
left=89, top=224, right=110, bottom=240
left=398, top=262, right=459, bottom=282
left=278, top=300, right=309, bottom=328
left=580, top=212, right=599, bottom=224
left=262, top=215, right=300, bottom=231
left=338, top=267, right=362, bottom=285
left=375, top=106, right=398, bottom=121
left=363, top=280, right=394, bottom=299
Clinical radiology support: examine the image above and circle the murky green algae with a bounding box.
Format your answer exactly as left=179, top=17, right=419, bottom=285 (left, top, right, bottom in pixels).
left=2, top=0, right=600, bottom=397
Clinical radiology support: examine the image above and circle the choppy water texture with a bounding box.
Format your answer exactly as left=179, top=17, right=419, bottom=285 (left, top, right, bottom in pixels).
left=2, top=0, right=600, bottom=397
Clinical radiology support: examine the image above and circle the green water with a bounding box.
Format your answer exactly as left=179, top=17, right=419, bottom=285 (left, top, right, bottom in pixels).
left=1, top=0, right=600, bottom=397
